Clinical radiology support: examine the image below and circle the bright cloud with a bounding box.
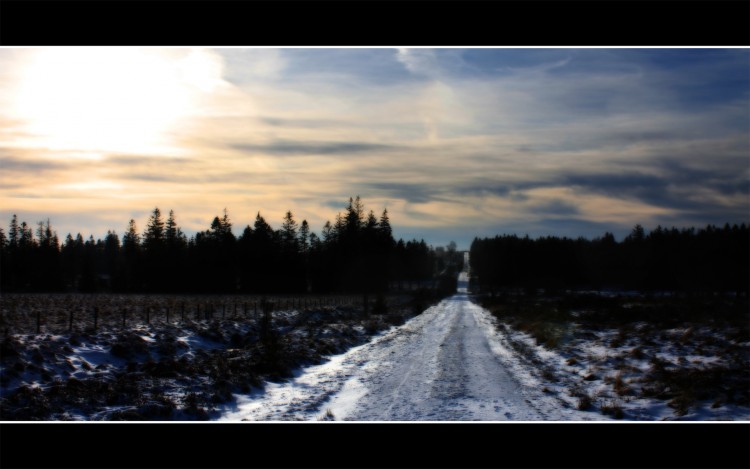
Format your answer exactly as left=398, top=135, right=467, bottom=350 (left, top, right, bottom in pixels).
left=7, top=49, right=230, bottom=155
left=396, top=48, right=440, bottom=77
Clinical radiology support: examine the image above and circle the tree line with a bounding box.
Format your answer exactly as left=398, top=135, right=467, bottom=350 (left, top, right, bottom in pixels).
left=470, top=223, right=749, bottom=296
left=0, top=197, right=463, bottom=295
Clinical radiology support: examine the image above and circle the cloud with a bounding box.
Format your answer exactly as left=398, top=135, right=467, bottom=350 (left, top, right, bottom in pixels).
left=529, top=200, right=581, bottom=216
left=0, top=153, right=71, bottom=173
left=259, top=116, right=343, bottom=129
left=564, top=172, right=666, bottom=195
left=231, top=140, right=403, bottom=157
left=361, top=182, right=440, bottom=204
left=561, top=163, right=749, bottom=214
left=396, top=48, right=440, bottom=77
left=105, top=155, right=197, bottom=167
left=0, top=150, right=85, bottom=200
left=220, top=48, right=286, bottom=83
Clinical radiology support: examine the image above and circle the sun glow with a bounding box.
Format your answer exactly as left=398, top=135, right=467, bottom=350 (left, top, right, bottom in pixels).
left=11, top=48, right=225, bottom=155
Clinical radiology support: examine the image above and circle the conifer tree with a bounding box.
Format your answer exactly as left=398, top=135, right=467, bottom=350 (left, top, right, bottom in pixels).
left=9, top=214, right=19, bottom=248
left=143, top=207, right=165, bottom=250
left=19, top=221, right=34, bottom=249
left=218, top=208, right=234, bottom=242
left=253, top=213, right=274, bottom=243
left=378, top=209, right=392, bottom=241
left=309, top=232, right=320, bottom=250
left=123, top=219, right=140, bottom=249
left=281, top=211, right=299, bottom=253
left=299, top=220, right=310, bottom=255
left=240, top=225, right=254, bottom=240
left=121, top=219, right=141, bottom=291
left=143, top=208, right=169, bottom=290
left=322, top=220, right=333, bottom=244
left=165, top=209, right=179, bottom=245
left=0, top=228, right=7, bottom=290
left=366, top=210, right=378, bottom=231
left=344, top=196, right=364, bottom=235
left=104, top=230, right=120, bottom=280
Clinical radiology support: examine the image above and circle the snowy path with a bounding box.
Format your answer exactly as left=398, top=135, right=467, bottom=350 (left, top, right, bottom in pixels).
left=218, top=273, right=592, bottom=421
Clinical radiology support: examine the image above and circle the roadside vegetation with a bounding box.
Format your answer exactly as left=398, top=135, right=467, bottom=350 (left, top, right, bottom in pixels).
left=471, top=221, right=749, bottom=420
left=0, top=291, right=447, bottom=420
left=480, top=293, right=749, bottom=420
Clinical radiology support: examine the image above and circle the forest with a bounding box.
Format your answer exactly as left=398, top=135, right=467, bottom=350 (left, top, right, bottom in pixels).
left=0, top=197, right=462, bottom=295
left=470, top=223, right=749, bottom=295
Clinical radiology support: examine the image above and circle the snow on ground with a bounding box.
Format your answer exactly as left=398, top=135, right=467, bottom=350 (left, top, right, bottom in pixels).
left=219, top=274, right=606, bottom=421
left=483, top=300, right=750, bottom=421
left=3, top=281, right=746, bottom=421
left=3, top=291, right=441, bottom=420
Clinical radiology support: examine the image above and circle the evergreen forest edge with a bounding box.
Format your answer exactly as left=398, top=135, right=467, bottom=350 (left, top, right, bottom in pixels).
left=0, top=197, right=461, bottom=296
left=470, top=223, right=748, bottom=296
left=0, top=196, right=747, bottom=297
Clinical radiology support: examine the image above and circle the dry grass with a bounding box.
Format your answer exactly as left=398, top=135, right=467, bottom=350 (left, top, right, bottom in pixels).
left=317, top=408, right=335, bottom=421
left=0, top=292, right=442, bottom=420
left=600, top=399, right=625, bottom=419
left=481, top=293, right=750, bottom=419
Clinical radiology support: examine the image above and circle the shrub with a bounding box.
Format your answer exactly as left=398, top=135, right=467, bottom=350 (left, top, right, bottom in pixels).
left=0, top=336, right=21, bottom=359
left=576, top=394, right=593, bottom=410
left=628, top=347, right=645, bottom=360
left=364, top=318, right=380, bottom=334
left=668, top=394, right=693, bottom=416
left=542, top=367, right=559, bottom=383
left=317, top=408, right=335, bottom=421
left=110, top=333, right=149, bottom=359
left=613, top=372, right=631, bottom=396
left=600, top=400, right=625, bottom=419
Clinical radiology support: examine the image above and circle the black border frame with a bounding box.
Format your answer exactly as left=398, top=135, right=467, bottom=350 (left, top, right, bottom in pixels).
left=1, top=421, right=749, bottom=468
left=1, top=1, right=748, bottom=46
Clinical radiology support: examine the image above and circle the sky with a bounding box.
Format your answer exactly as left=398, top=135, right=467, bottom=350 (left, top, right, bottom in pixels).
left=0, top=48, right=748, bottom=250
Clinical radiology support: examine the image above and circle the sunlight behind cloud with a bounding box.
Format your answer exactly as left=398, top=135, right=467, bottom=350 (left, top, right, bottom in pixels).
left=178, top=49, right=226, bottom=93
left=10, top=48, right=226, bottom=156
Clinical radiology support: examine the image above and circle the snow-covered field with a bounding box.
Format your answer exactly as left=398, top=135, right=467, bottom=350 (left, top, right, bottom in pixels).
left=2, top=277, right=747, bottom=421
left=0, top=295, right=429, bottom=420
left=479, top=291, right=750, bottom=421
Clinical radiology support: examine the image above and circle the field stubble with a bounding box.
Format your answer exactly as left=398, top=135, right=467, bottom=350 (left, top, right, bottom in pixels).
left=0, top=292, right=438, bottom=420
left=481, top=293, right=749, bottom=420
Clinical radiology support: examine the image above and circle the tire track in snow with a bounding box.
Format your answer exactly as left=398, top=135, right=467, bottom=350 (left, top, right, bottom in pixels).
left=218, top=273, right=594, bottom=421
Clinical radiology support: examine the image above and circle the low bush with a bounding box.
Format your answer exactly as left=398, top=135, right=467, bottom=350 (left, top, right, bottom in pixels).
left=110, top=333, right=149, bottom=359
